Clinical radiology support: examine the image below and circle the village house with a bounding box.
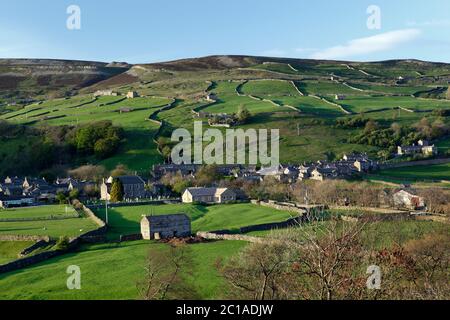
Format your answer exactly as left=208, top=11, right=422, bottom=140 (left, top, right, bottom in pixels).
left=141, top=214, right=191, bottom=240
left=126, top=91, right=139, bottom=99
left=206, top=93, right=217, bottom=102
left=152, top=164, right=201, bottom=179
left=0, top=195, right=35, bottom=209
left=101, top=175, right=147, bottom=201
left=310, top=167, right=339, bottom=181
left=393, top=190, right=425, bottom=210
left=4, top=176, right=24, bottom=185
left=397, top=140, right=438, bottom=156
left=297, top=164, right=316, bottom=181
left=93, top=90, right=119, bottom=97
left=2, top=184, right=23, bottom=196
left=182, top=187, right=236, bottom=204
left=280, top=166, right=300, bottom=183
left=335, top=94, right=346, bottom=100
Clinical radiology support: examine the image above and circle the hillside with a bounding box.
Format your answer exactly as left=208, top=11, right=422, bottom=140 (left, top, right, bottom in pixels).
left=0, top=55, right=449, bottom=176
left=0, top=59, right=130, bottom=111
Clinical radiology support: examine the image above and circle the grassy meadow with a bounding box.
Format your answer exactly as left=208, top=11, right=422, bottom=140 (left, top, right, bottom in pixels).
left=0, top=240, right=246, bottom=300
left=93, top=203, right=296, bottom=240
left=0, top=205, right=98, bottom=238
left=377, top=162, right=450, bottom=182
left=0, top=241, right=34, bottom=265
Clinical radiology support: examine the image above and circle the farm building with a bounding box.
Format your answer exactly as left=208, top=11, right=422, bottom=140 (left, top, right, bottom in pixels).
left=126, top=91, right=139, bottom=99
left=335, top=94, right=346, bottom=100
left=140, top=214, right=191, bottom=240
left=206, top=93, right=217, bottom=102
left=93, top=90, right=118, bottom=97
left=182, top=187, right=236, bottom=204
left=393, top=190, right=425, bottom=210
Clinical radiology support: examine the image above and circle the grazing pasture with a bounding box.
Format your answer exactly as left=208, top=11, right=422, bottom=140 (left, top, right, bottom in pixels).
left=0, top=240, right=246, bottom=300
left=0, top=205, right=98, bottom=238
left=93, top=203, right=295, bottom=239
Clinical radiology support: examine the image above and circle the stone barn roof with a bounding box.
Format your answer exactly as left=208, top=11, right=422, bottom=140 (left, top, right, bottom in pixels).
left=142, top=214, right=190, bottom=225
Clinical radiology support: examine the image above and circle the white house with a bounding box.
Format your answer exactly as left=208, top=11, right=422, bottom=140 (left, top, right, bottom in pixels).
left=393, top=190, right=425, bottom=210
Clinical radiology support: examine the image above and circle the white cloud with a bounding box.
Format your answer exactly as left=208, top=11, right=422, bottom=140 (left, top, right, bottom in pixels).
left=310, top=29, right=422, bottom=60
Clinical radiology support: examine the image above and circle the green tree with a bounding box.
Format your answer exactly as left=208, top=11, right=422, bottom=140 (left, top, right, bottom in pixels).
left=55, top=236, right=71, bottom=250
left=173, top=179, right=192, bottom=195
left=162, top=146, right=172, bottom=163
left=195, top=165, right=222, bottom=186
left=69, top=188, right=80, bottom=200
left=94, top=137, right=119, bottom=159
left=56, top=191, right=67, bottom=204
left=236, top=105, right=251, bottom=124
left=110, top=179, right=124, bottom=202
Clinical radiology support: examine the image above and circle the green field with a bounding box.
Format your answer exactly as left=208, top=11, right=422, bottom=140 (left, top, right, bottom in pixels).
left=340, top=95, right=450, bottom=113
left=0, top=205, right=98, bottom=238
left=93, top=203, right=295, bottom=239
left=0, top=240, right=246, bottom=300
left=0, top=241, right=34, bottom=265
left=377, top=163, right=450, bottom=181
left=0, top=205, right=76, bottom=219
left=201, top=81, right=286, bottom=114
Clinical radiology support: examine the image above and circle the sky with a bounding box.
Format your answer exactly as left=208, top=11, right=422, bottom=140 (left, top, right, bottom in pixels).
left=1, top=0, right=450, bottom=64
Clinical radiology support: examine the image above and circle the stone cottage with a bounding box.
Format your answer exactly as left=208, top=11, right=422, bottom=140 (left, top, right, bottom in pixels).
left=101, top=175, right=147, bottom=201
left=182, top=187, right=236, bottom=204
left=140, top=214, right=191, bottom=240
left=126, top=91, right=139, bottom=99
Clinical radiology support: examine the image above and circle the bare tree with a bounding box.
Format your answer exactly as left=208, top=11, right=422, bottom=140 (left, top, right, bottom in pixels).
left=291, top=220, right=368, bottom=300
left=222, top=242, right=293, bottom=300
left=138, top=244, right=197, bottom=300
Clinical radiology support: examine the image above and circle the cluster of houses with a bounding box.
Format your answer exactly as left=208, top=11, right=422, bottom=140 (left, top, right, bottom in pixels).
left=1, top=151, right=431, bottom=212
left=256, top=153, right=377, bottom=183
left=0, top=177, right=95, bottom=208
left=152, top=153, right=377, bottom=185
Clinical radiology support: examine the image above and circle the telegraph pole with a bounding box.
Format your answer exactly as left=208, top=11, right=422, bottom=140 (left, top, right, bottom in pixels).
left=105, top=198, right=109, bottom=225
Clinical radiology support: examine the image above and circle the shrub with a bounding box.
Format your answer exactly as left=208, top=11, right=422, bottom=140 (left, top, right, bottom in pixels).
left=56, top=236, right=71, bottom=250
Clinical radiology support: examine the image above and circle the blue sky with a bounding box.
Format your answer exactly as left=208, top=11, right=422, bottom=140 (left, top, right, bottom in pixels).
left=1, top=0, right=450, bottom=63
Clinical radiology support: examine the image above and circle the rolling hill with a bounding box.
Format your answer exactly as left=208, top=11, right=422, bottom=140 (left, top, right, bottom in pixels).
left=0, top=55, right=449, bottom=176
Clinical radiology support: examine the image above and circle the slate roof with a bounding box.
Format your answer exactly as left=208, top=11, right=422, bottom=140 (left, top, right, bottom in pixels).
left=185, top=187, right=231, bottom=197
left=142, top=214, right=190, bottom=224
left=117, top=175, right=145, bottom=185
